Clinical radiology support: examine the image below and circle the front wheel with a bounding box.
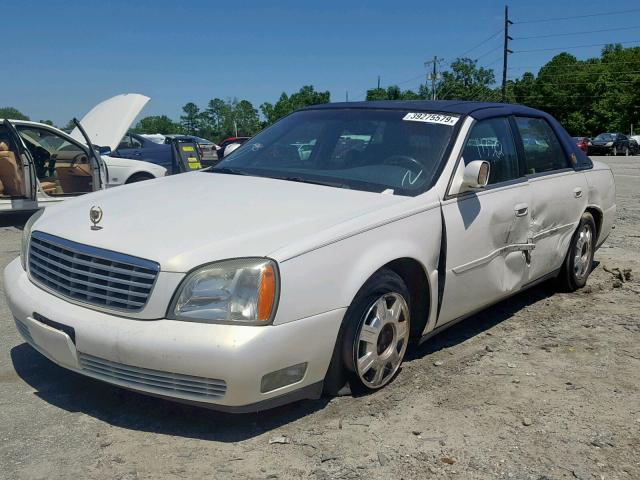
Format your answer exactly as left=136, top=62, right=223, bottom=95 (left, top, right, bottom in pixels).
left=557, top=212, right=596, bottom=291
left=323, top=269, right=411, bottom=395
left=624, top=146, right=630, bottom=156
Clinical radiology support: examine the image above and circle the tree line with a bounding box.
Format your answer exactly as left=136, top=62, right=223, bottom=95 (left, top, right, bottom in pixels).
left=3, top=45, right=638, bottom=140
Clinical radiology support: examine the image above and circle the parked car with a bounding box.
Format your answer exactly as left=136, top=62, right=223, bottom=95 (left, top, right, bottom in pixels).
left=4, top=101, right=615, bottom=412
left=1, top=94, right=166, bottom=214
left=165, top=135, right=219, bottom=167
left=629, top=136, right=640, bottom=155
left=217, top=136, right=250, bottom=160
left=572, top=136, right=589, bottom=153
left=588, top=132, right=632, bottom=156
left=113, top=132, right=175, bottom=173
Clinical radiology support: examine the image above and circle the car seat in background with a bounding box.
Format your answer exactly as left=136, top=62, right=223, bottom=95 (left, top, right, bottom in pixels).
left=0, top=141, right=25, bottom=197
left=56, top=162, right=92, bottom=194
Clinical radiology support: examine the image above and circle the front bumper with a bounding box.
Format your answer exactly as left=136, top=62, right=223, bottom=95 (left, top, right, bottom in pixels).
left=4, top=258, right=345, bottom=411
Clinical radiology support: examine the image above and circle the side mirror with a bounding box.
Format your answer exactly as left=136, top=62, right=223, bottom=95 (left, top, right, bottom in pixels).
left=97, top=146, right=112, bottom=156
left=459, top=160, right=490, bottom=192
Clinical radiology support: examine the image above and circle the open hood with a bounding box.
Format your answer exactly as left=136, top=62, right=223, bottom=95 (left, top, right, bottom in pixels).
left=69, top=93, right=150, bottom=151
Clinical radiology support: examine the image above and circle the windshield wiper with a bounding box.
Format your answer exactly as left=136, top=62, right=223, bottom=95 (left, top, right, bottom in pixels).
left=276, top=176, right=351, bottom=190
left=210, top=167, right=249, bottom=176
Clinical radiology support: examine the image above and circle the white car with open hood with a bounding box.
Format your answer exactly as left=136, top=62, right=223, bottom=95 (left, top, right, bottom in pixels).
left=0, top=94, right=166, bottom=214
left=4, top=101, right=615, bottom=412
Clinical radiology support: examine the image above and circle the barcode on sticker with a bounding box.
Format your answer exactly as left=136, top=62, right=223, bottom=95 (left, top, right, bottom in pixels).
left=403, top=112, right=459, bottom=126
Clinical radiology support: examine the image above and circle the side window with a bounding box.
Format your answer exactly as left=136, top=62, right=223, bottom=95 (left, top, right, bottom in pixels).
left=17, top=126, right=92, bottom=195
left=462, top=117, right=520, bottom=185
left=131, top=135, right=143, bottom=149
left=515, top=117, right=568, bottom=174
left=117, top=134, right=133, bottom=150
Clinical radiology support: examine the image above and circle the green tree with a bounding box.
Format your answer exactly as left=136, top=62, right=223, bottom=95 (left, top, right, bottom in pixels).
left=0, top=107, right=29, bottom=120
left=180, top=102, right=202, bottom=135
left=38, top=119, right=55, bottom=126
left=436, top=58, right=496, bottom=101
left=365, top=86, right=423, bottom=101
left=261, top=85, right=330, bottom=125
left=133, top=115, right=182, bottom=134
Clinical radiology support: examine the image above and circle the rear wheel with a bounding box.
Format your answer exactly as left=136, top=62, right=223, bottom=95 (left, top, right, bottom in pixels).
left=624, top=146, right=630, bottom=156
left=557, top=212, right=596, bottom=291
left=323, top=269, right=411, bottom=395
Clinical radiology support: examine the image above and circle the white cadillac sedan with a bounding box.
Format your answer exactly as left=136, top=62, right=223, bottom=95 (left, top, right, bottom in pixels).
left=4, top=101, right=615, bottom=412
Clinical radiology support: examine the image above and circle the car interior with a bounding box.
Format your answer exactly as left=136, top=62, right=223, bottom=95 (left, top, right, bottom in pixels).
left=0, top=137, right=25, bottom=198
left=18, top=127, right=93, bottom=196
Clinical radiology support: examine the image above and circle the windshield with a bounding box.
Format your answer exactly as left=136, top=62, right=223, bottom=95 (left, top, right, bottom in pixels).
left=211, top=109, right=458, bottom=195
left=594, top=133, right=615, bottom=141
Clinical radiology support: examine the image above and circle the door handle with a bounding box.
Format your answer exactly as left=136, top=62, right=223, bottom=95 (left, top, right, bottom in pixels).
left=514, top=203, right=528, bottom=217
left=573, top=187, right=583, bottom=198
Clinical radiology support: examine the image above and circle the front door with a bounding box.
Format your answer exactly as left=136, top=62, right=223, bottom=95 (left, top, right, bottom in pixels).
left=2, top=120, right=37, bottom=202
left=438, top=116, right=532, bottom=325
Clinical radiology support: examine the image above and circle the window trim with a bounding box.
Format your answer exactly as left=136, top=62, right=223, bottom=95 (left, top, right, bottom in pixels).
left=512, top=115, right=571, bottom=177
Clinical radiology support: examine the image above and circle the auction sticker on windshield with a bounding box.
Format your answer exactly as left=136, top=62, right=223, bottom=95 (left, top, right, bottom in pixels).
left=403, top=112, right=459, bottom=126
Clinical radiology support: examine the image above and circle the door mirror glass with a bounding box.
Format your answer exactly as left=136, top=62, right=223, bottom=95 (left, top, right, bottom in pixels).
left=460, top=160, right=490, bottom=192
left=98, top=146, right=112, bottom=156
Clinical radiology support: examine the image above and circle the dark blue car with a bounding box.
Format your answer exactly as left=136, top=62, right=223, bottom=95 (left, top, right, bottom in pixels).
left=112, top=133, right=177, bottom=174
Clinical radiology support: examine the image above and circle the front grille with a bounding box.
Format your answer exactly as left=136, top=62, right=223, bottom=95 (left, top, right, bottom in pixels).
left=29, top=231, right=160, bottom=312
left=15, top=318, right=34, bottom=345
left=78, top=352, right=227, bottom=399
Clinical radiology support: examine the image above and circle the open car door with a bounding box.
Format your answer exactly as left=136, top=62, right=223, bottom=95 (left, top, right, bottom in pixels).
left=72, top=118, right=107, bottom=191
left=2, top=119, right=37, bottom=201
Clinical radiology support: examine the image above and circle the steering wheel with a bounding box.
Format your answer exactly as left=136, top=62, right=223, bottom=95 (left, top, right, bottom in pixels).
left=380, top=155, right=423, bottom=174
left=70, top=152, right=88, bottom=167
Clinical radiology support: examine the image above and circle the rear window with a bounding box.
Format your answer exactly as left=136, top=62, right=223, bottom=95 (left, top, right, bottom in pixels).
left=515, top=117, right=568, bottom=174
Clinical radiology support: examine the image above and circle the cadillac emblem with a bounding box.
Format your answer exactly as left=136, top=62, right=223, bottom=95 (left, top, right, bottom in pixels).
left=90, top=206, right=103, bottom=231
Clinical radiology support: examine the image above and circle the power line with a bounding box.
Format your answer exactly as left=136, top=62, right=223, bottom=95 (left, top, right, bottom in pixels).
left=457, top=29, right=503, bottom=57
left=514, top=24, right=640, bottom=40
left=475, top=45, right=503, bottom=61
left=514, top=8, right=640, bottom=25
left=513, top=40, right=640, bottom=53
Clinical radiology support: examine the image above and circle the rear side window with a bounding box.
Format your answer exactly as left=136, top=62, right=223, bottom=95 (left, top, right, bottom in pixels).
left=515, top=117, right=568, bottom=174
left=462, top=117, right=520, bottom=184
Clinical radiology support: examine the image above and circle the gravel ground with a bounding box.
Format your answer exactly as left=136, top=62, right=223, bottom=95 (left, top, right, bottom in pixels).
left=1, top=156, right=638, bottom=480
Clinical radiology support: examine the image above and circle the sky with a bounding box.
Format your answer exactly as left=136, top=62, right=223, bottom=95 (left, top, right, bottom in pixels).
left=3, top=0, right=640, bottom=126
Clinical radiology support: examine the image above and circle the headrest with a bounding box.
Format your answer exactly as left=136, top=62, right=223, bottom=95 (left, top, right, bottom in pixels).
left=0, top=142, right=9, bottom=152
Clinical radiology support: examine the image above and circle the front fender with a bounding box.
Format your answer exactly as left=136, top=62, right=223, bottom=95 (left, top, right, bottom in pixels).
left=274, top=206, right=442, bottom=333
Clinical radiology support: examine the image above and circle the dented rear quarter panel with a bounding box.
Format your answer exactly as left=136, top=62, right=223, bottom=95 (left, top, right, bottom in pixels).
left=583, top=160, right=616, bottom=247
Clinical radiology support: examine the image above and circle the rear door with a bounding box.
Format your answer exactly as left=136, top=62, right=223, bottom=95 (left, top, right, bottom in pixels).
left=438, top=116, right=532, bottom=325
left=513, top=116, right=588, bottom=283
left=2, top=120, right=37, bottom=200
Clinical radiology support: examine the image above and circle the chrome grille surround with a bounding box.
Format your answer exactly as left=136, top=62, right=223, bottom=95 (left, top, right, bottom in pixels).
left=28, top=231, right=160, bottom=313
left=78, top=352, right=227, bottom=399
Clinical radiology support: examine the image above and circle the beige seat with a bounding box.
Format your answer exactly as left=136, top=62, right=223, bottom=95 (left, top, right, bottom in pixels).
left=0, top=142, right=24, bottom=197
left=56, top=163, right=92, bottom=194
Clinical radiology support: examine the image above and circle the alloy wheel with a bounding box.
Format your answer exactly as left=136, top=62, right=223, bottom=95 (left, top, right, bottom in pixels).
left=573, top=224, right=593, bottom=280
left=355, top=293, right=410, bottom=389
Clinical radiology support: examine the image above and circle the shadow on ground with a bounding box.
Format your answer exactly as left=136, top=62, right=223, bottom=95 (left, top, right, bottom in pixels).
left=10, top=280, right=559, bottom=442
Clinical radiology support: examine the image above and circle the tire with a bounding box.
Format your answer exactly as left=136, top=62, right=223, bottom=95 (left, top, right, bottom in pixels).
left=557, top=212, right=596, bottom=292
left=125, top=173, right=154, bottom=184
left=323, top=268, right=411, bottom=396
left=624, top=146, right=630, bottom=156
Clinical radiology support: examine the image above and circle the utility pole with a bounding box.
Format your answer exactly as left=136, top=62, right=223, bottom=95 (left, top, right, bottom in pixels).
left=377, top=75, right=381, bottom=89
left=346, top=91, right=349, bottom=102
left=425, top=56, right=443, bottom=100
left=502, top=4, right=513, bottom=102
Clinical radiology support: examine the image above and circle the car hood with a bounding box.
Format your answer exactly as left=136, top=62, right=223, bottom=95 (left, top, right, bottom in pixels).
left=69, top=93, right=150, bottom=151
left=35, top=172, right=408, bottom=272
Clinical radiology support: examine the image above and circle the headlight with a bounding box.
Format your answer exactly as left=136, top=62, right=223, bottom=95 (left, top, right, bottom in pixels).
left=169, top=258, right=279, bottom=325
left=20, top=209, right=44, bottom=270
left=606, top=142, right=614, bottom=147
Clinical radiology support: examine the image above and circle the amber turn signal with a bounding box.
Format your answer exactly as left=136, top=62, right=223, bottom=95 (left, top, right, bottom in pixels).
left=257, top=264, right=277, bottom=321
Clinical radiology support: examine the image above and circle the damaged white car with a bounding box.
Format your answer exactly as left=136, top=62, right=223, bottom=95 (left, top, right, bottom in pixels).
left=4, top=101, right=615, bottom=412
left=0, top=94, right=166, bottom=214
